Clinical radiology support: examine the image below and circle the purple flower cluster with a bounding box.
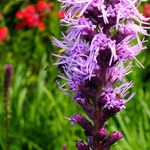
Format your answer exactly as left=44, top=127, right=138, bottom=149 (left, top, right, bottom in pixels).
left=53, top=0, right=149, bottom=149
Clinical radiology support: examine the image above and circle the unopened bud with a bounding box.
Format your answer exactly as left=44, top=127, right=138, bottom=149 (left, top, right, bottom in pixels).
left=96, top=128, right=107, bottom=140
left=76, top=141, right=88, bottom=150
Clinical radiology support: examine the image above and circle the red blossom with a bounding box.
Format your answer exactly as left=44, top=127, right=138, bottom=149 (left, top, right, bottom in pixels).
left=36, top=0, right=53, bottom=13
left=16, top=10, right=24, bottom=19
left=26, top=13, right=40, bottom=27
left=16, top=5, right=40, bottom=28
left=47, top=2, right=53, bottom=8
left=36, top=1, right=47, bottom=12
left=57, top=11, right=65, bottom=19
left=143, top=4, right=150, bottom=18
left=25, top=5, right=36, bottom=14
left=15, top=1, right=52, bottom=30
left=0, top=27, right=8, bottom=41
left=38, top=22, right=46, bottom=30
left=23, top=5, right=36, bottom=20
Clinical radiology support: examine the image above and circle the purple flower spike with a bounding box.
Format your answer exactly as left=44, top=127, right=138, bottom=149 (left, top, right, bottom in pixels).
left=54, top=0, right=149, bottom=149
left=4, top=64, right=13, bottom=92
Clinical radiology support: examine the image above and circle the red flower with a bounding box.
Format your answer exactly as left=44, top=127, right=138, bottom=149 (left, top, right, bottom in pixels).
left=143, top=4, right=150, bottom=18
left=0, top=27, right=8, bottom=41
left=15, top=2, right=52, bottom=30
left=47, top=2, right=53, bottom=8
left=16, top=10, right=24, bottom=19
left=38, top=22, right=46, bottom=30
left=26, top=13, right=40, bottom=27
left=57, top=11, right=65, bottom=19
left=26, top=5, right=36, bottom=14
left=36, top=1, right=47, bottom=12
left=23, top=5, right=36, bottom=20
left=36, top=0, right=53, bottom=13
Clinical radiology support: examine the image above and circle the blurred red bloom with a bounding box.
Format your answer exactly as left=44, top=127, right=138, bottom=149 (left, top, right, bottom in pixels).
left=26, top=13, right=40, bottom=27
left=47, top=2, right=53, bottom=8
left=16, top=10, right=24, bottom=19
left=38, top=22, right=46, bottom=30
left=36, top=0, right=53, bottom=13
left=23, top=5, right=36, bottom=20
left=16, top=5, right=40, bottom=28
left=143, top=4, right=150, bottom=18
left=57, top=11, right=65, bottom=19
left=15, top=1, right=52, bottom=30
left=0, top=27, right=8, bottom=41
left=25, top=5, right=36, bottom=14
left=36, top=1, right=47, bottom=12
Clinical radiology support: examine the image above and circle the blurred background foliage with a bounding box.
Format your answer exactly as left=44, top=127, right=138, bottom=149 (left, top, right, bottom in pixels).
left=0, top=0, right=150, bottom=150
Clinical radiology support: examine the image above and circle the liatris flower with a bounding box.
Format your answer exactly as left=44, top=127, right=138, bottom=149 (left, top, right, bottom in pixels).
left=53, top=0, right=149, bottom=149
left=4, top=64, right=13, bottom=96
left=3, top=64, right=13, bottom=150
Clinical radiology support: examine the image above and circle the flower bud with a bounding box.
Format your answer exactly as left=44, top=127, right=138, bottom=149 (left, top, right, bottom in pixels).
left=76, top=141, right=88, bottom=150
left=71, top=114, right=94, bottom=136
left=109, top=131, right=123, bottom=141
left=96, top=128, right=107, bottom=140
